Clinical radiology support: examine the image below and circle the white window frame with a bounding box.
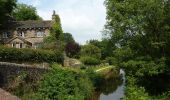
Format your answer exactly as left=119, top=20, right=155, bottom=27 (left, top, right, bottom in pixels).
left=12, top=43, right=16, bottom=48
left=36, top=31, right=44, bottom=37
left=18, top=31, right=25, bottom=37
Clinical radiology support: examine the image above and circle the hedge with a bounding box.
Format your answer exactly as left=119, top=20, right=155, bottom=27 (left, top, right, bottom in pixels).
left=0, top=46, right=64, bottom=63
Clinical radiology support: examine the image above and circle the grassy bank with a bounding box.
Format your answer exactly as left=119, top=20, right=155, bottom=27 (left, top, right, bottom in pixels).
left=8, top=64, right=121, bottom=100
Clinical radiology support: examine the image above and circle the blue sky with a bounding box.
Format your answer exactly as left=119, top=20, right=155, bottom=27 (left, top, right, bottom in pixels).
left=18, top=0, right=106, bottom=44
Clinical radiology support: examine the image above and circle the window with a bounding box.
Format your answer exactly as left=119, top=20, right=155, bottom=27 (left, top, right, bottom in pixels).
left=12, top=43, right=16, bottom=48
left=36, top=31, right=44, bottom=37
left=3, top=32, right=10, bottom=38
left=18, top=31, right=25, bottom=37
left=19, top=43, right=23, bottom=48
left=34, top=43, right=42, bottom=49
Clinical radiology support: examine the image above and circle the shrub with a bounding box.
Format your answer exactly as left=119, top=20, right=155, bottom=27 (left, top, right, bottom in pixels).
left=36, top=66, right=93, bottom=100
left=65, top=42, right=81, bottom=58
left=105, top=57, right=118, bottom=65
left=81, top=44, right=101, bottom=59
left=123, top=77, right=151, bottom=100
left=122, top=58, right=166, bottom=77
left=85, top=68, right=104, bottom=87
left=0, top=46, right=63, bottom=63
left=80, top=56, right=100, bottom=65
left=123, top=85, right=150, bottom=100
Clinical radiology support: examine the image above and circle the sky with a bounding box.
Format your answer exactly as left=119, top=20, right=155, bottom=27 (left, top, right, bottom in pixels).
left=18, top=0, right=106, bottom=44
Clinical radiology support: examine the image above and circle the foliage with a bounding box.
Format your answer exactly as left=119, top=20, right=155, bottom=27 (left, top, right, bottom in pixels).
left=104, top=0, right=170, bottom=65
left=12, top=3, right=42, bottom=21
left=113, top=47, right=133, bottom=63
left=123, top=77, right=150, bottom=100
left=0, top=46, right=63, bottom=63
left=80, top=56, right=100, bottom=65
left=43, top=36, right=56, bottom=44
left=85, top=68, right=104, bottom=88
left=43, top=14, right=64, bottom=50
left=104, top=0, right=170, bottom=97
left=105, top=57, right=117, bottom=65
left=42, top=41, right=64, bottom=51
left=60, top=33, right=75, bottom=43
left=36, top=66, right=93, bottom=100
left=88, top=39, right=115, bottom=59
left=9, top=71, right=41, bottom=100
left=81, top=44, right=101, bottom=59
left=0, top=0, right=16, bottom=28
left=50, top=15, right=63, bottom=40
left=122, top=57, right=166, bottom=77
left=65, top=42, right=81, bottom=58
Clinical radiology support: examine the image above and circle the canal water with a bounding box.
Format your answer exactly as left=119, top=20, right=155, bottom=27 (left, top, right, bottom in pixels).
left=93, top=69, right=125, bottom=100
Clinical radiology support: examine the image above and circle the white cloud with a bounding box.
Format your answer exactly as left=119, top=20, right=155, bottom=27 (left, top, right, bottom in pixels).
left=31, top=0, right=41, bottom=6
left=19, top=0, right=106, bottom=44
left=18, top=0, right=41, bottom=6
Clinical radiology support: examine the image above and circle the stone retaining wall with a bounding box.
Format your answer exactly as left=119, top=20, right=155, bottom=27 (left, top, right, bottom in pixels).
left=0, top=62, right=49, bottom=87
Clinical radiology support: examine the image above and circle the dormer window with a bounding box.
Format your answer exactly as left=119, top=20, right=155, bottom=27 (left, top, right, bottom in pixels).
left=36, top=31, right=44, bottom=37
left=3, top=32, right=10, bottom=38
left=18, top=31, right=25, bottom=37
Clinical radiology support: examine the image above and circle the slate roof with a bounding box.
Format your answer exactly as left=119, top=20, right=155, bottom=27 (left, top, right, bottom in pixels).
left=16, top=20, right=53, bottom=29
left=3, top=20, right=53, bottom=30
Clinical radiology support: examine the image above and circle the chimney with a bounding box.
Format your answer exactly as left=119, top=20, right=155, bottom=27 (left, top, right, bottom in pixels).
left=52, top=10, right=56, bottom=21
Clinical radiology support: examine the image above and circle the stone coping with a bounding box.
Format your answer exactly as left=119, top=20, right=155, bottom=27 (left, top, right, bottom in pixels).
left=0, top=62, right=50, bottom=69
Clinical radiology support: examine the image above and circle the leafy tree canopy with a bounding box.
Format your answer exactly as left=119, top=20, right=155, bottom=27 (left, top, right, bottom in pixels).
left=104, top=0, right=170, bottom=58
left=81, top=44, right=101, bottom=59
left=51, top=14, right=63, bottom=40
left=88, top=39, right=115, bottom=59
left=12, top=3, right=42, bottom=21
left=65, top=42, right=81, bottom=58
left=104, top=0, right=170, bottom=96
left=60, top=33, right=75, bottom=43
left=0, top=0, right=16, bottom=27
left=43, top=14, right=64, bottom=50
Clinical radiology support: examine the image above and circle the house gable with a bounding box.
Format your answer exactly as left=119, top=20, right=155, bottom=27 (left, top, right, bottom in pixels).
left=6, top=37, right=32, bottom=48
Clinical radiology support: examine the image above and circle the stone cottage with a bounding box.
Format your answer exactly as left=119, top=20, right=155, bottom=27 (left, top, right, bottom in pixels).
left=0, top=11, right=57, bottom=49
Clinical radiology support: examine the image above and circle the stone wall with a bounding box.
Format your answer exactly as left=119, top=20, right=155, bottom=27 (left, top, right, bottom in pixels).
left=0, top=62, right=49, bottom=87
left=63, top=57, right=82, bottom=67
left=1, top=28, right=51, bottom=48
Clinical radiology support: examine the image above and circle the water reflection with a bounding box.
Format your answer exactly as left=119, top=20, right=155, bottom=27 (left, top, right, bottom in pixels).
left=92, top=69, right=125, bottom=100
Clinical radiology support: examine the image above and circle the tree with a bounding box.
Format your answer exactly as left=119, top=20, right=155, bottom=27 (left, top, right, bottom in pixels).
left=88, top=39, right=115, bottom=59
left=51, top=14, right=63, bottom=40
left=105, top=0, right=170, bottom=57
left=60, top=33, right=75, bottom=44
left=12, top=3, right=42, bottom=21
left=0, top=0, right=16, bottom=28
left=105, top=0, right=170, bottom=96
left=65, top=42, right=81, bottom=58
left=81, top=44, right=101, bottom=59
left=43, top=14, right=63, bottom=50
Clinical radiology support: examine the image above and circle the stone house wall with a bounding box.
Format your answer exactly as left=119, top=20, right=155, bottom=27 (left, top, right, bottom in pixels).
left=0, top=28, right=51, bottom=49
